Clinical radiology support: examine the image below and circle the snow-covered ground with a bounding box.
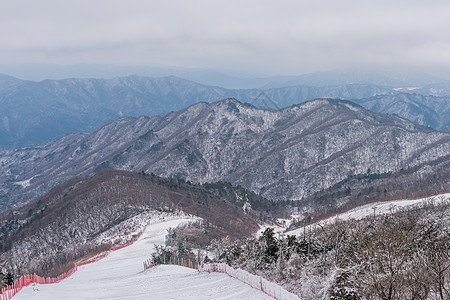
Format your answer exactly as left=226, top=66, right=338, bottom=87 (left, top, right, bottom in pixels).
left=256, top=223, right=286, bottom=238
left=15, top=218, right=272, bottom=300
left=287, top=193, right=450, bottom=236
left=14, top=177, right=34, bottom=188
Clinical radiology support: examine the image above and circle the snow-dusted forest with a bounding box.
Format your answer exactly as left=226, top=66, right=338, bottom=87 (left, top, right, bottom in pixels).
left=156, top=200, right=450, bottom=299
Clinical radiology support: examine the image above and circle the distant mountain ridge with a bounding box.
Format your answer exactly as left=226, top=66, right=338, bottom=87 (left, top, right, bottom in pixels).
left=0, top=75, right=228, bottom=148
left=354, top=93, right=450, bottom=131
left=264, top=69, right=443, bottom=88
left=0, top=74, right=22, bottom=91
left=0, top=66, right=444, bottom=88
left=1, top=98, right=448, bottom=212
left=1, top=73, right=449, bottom=149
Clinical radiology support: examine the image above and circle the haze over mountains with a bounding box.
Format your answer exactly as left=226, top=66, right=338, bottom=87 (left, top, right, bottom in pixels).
left=0, top=65, right=442, bottom=88
left=1, top=70, right=450, bottom=149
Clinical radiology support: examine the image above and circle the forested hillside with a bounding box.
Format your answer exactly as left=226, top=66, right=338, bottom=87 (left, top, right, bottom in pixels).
left=166, top=200, right=450, bottom=299
left=0, top=170, right=286, bottom=279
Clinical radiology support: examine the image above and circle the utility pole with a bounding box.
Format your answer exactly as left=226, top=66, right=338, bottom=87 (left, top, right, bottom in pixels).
left=308, top=225, right=311, bottom=257
left=13, top=247, right=16, bottom=282
left=303, top=220, right=306, bottom=241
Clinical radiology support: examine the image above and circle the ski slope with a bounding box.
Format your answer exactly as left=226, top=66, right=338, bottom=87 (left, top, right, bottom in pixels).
left=14, top=218, right=272, bottom=300
left=287, top=193, right=450, bottom=236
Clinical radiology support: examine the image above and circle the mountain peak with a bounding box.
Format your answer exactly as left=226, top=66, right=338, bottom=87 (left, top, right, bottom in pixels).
left=1, top=97, right=448, bottom=210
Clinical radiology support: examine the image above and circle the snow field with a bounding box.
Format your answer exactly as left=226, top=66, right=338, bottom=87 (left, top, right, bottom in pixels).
left=14, top=218, right=273, bottom=299
left=287, top=193, right=450, bottom=236
left=199, top=263, right=299, bottom=300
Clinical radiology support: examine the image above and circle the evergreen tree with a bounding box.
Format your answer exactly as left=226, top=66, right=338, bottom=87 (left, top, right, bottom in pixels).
left=260, top=228, right=279, bottom=263
left=4, top=272, right=13, bottom=286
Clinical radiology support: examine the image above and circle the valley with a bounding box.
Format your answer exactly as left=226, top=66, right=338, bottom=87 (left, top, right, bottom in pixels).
left=0, top=72, right=448, bottom=300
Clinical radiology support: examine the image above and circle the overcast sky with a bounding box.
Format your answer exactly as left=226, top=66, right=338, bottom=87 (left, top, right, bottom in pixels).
left=2, top=0, right=450, bottom=77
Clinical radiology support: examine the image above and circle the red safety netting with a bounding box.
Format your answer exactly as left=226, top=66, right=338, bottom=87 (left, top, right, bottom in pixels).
left=0, top=216, right=181, bottom=300
left=0, top=267, right=78, bottom=300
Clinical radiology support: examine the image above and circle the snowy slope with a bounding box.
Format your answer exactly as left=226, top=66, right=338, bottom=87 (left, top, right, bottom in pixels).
left=14, top=218, right=272, bottom=300
left=287, top=193, right=450, bottom=236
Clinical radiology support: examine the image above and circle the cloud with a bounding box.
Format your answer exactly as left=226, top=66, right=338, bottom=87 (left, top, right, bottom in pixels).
left=1, top=0, right=450, bottom=76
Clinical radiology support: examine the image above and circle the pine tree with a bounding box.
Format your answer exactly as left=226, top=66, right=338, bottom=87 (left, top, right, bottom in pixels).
left=4, top=272, right=13, bottom=286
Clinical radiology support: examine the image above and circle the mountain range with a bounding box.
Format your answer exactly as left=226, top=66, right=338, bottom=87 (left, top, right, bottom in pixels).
left=354, top=93, right=450, bottom=131
left=0, top=65, right=443, bottom=88
left=1, top=98, right=448, bottom=212
left=262, top=69, right=444, bottom=88
left=1, top=73, right=450, bottom=149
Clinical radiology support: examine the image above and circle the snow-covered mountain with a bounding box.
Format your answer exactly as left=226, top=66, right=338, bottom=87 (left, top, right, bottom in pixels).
left=0, top=75, right=394, bottom=148
left=354, top=93, right=450, bottom=131
left=1, top=98, right=448, bottom=211
left=1, top=73, right=449, bottom=149
left=0, top=75, right=230, bottom=148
